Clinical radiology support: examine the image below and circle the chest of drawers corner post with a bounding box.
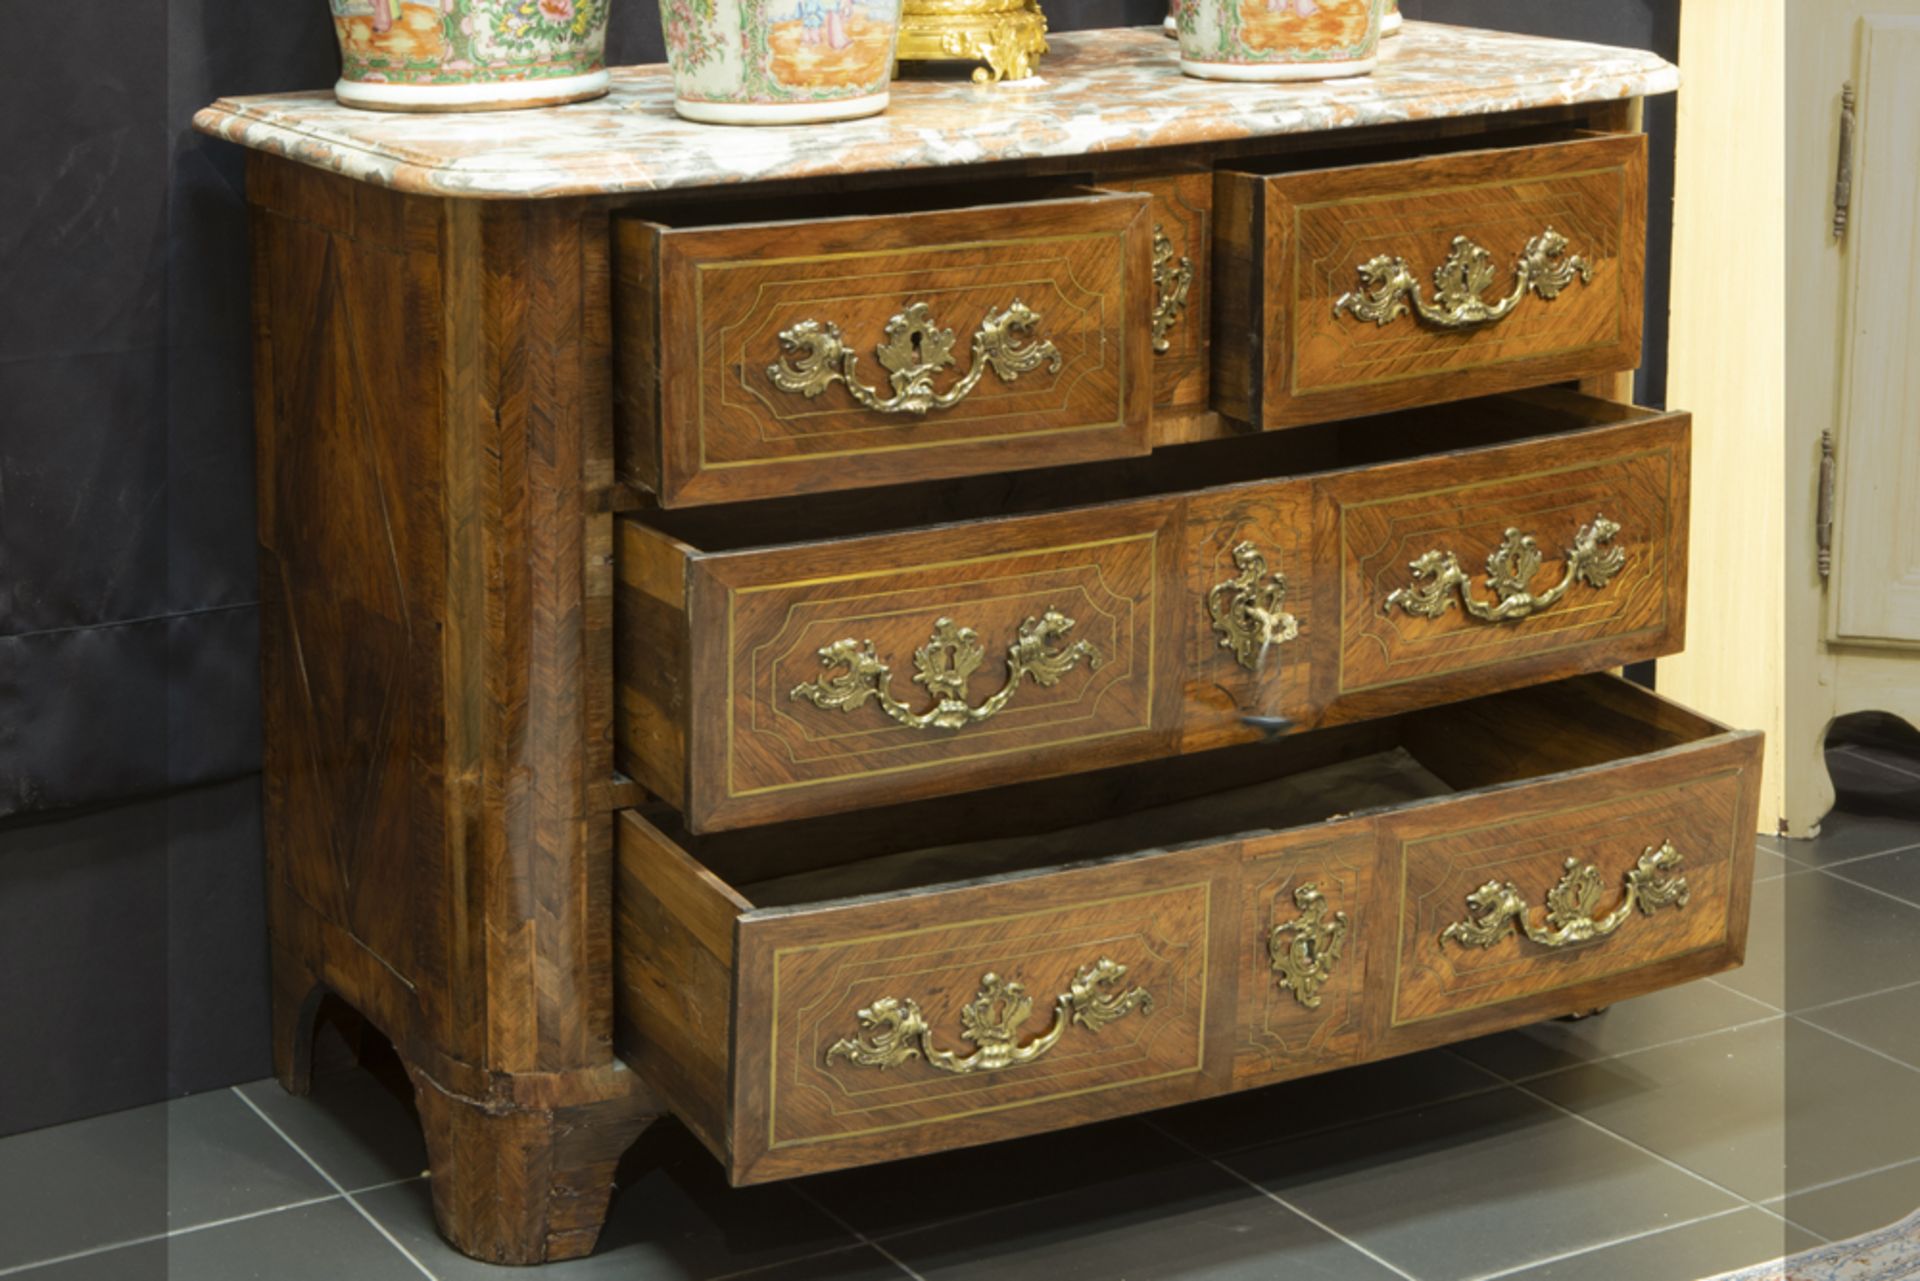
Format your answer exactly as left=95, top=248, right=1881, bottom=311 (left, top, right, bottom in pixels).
left=202, top=25, right=1720, bottom=1267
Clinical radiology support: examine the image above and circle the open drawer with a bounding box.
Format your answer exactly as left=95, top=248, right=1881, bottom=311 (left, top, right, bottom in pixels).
left=618, top=390, right=1689, bottom=831
left=614, top=674, right=1762, bottom=1184
left=1212, top=128, right=1647, bottom=429
left=613, top=185, right=1154, bottom=508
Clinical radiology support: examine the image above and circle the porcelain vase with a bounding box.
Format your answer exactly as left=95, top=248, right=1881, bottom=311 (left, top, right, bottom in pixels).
left=1382, top=0, right=1401, bottom=36
left=329, top=0, right=612, bottom=111
left=1176, top=0, right=1384, bottom=81
left=663, top=0, right=905, bottom=124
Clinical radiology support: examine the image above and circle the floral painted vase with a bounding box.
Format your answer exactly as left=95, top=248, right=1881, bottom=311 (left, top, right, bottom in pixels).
left=329, top=0, right=611, bottom=110
left=1382, top=0, right=1401, bottom=36
left=1164, top=0, right=1179, bottom=38
left=1177, top=0, right=1384, bottom=81
left=663, top=0, right=904, bottom=124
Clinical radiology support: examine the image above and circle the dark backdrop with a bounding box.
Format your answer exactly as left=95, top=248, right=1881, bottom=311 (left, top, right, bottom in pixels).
left=0, top=0, right=1678, bottom=1136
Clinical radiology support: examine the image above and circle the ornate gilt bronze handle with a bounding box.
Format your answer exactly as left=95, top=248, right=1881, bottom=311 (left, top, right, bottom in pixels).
left=1384, top=515, right=1625, bottom=624
left=1209, top=540, right=1300, bottom=672
left=1441, top=841, right=1690, bottom=951
left=1268, top=883, right=1349, bottom=1010
left=825, top=958, right=1153, bottom=1075
left=767, top=299, right=1061, bottom=416
left=1334, top=228, right=1593, bottom=332
left=1151, top=225, right=1193, bottom=353
left=790, top=608, right=1101, bottom=732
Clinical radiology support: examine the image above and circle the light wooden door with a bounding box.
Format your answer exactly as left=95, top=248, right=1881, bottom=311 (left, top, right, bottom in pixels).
left=1661, top=0, right=1920, bottom=836
left=1830, top=15, right=1920, bottom=649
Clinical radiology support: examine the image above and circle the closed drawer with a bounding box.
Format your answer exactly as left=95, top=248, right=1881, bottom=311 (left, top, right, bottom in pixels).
left=614, top=188, right=1154, bottom=508
left=1213, top=131, right=1647, bottom=429
left=614, top=674, right=1762, bottom=1181
left=621, top=391, right=1688, bottom=832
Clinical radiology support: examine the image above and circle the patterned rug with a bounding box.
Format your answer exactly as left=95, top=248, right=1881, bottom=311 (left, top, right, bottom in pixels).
left=1710, top=1209, right=1920, bottom=1281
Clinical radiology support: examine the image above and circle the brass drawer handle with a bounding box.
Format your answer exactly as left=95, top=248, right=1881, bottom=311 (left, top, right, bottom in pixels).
left=768, top=300, right=1062, bottom=416
left=1209, top=540, right=1300, bottom=672
left=1334, top=228, right=1593, bottom=332
left=790, top=609, right=1102, bottom=732
left=1268, top=883, right=1349, bottom=1010
left=1151, top=225, right=1193, bottom=353
left=825, top=958, right=1153, bottom=1075
left=1384, top=515, right=1625, bottom=624
left=1441, top=841, right=1690, bottom=951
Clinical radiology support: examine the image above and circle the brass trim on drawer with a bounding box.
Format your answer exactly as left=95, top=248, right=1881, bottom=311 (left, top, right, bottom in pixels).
left=1440, top=841, right=1691, bottom=951
left=1266, top=884, right=1349, bottom=1010
left=1384, top=515, right=1626, bottom=624
left=767, top=300, right=1063, bottom=417
left=824, top=958, right=1154, bottom=1075
left=1151, top=225, right=1193, bottom=354
left=1334, top=228, right=1594, bottom=332
left=788, top=608, right=1104, bottom=733
left=1208, top=540, right=1301, bottom=673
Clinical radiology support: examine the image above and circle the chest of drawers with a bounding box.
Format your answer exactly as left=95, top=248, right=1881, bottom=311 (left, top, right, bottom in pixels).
left=197, top=25, right=1757, bottom=1265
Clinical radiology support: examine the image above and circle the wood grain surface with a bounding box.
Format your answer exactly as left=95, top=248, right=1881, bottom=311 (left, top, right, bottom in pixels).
left=612, top=676, right=1761, bottom=1183
left=1214, top=131, right=1647, bottom=428
left=614, top=190, right=1153, bottom=507
left=617, top=399, right=1691, bottom=831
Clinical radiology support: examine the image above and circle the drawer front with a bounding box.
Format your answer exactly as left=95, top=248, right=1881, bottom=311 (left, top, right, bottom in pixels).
left=1217, top=133, right=1646, bottom=428
left=1384, top=739, right=1758, bottom=1037
left=730, top=851, right=1235, bottom=1182
left=1329, top=413, right=1687, bottom=705
left=1233, top=827, right=1374, bottom=1086
left=686, top=501, right=1185, bottom=830
left=616, top=193, right=1153, bottom=507
left=1100, top=172, right=1212, bottom=420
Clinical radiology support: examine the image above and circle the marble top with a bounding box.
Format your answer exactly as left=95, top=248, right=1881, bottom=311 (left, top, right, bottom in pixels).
left=193, top=23, right=1678, bottom=201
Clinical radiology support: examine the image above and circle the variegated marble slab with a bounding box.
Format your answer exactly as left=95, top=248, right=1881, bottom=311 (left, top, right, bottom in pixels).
left=193, top=22, right=1677, bottom=200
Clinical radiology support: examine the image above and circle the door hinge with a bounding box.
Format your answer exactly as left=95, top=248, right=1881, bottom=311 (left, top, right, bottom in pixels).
left=1818, top=430, right=1836, bottom=580
left=1834, top=81, right=1857, bottom=241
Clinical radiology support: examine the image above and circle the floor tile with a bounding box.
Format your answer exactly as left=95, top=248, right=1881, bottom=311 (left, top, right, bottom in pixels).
left=1146, top=1049, right=1501, bottom=1157
left=1753, top=845, right=1793, bottom=882
left=1525, top=1020, right=1920, bottom=1204
left=1488, top=1208, right=1816, bottom=1281
left=165, top=1198, right=423, bottom=1281
left=4, top=1240, right=169, bottom=1280
left=1798, top=982, right=1920, bottom=1070
left=1451, top=981, right=1778, bottom=1082
left=716, top=1245, right=908, bottom=1280
left=356, top=1121, right=857, bottom=1279
left=1220, top=1087, right=1738, bottom=1281
left=882, top=1158, right=1402, bottom=1281
left=1711, top=870, right=1920, bottom=1012
left=0, top=1090, right=331, bottom=1271
left=802, top=1116, right=1192, bottom=1239
left=235, top=1073, right=428, bottom=1192
left=1781, top=810, right=1920, bottom=867
left=1774, top=1157, right=1920, bottom=1244
left=1826, top=845, right=1920, bottom=908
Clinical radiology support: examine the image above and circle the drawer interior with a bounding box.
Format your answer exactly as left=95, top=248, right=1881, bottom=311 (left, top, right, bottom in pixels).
left=639, top=673, right=1725, bottom=911
left=637, top=388, right=1654, bottom=554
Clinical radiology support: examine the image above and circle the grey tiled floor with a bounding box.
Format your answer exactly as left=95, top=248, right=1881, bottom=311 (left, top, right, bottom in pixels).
left=5, top=747, right=1917, bottom=1281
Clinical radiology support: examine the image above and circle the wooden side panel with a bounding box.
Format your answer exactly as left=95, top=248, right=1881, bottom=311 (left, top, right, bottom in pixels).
left=614, top=519, right=692, bottom=809
left=1325, top=412, right=1689, bottom=714
left=728, top=847, right=1239, bottom=1182
left=1101, top=172, right=1213, bottom=420
left=613, top=812, right=742, bottom=1158
left=636, top=193, right=1153, bottom=506
left=1378, top=729, right=1762, bottom=1050
left=684, top=499, right=1187, bottom=831
left=1228, top=133, right=1648, bottom=428
left=250, top=160, right=458, bottom=1060
left=1233, top=826, right=1375, bottom=1086
left=611, top=219, right=664, bottom=496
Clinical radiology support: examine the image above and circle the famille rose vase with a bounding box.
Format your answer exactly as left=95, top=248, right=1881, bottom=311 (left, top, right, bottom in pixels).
left=329, top=0, right=611, bottom=110
left=1383, top=0, right=1401, bottom=35
left=1177, top=0, right=1384, bottom=81
left=662, top=0, right=905, bottom=124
